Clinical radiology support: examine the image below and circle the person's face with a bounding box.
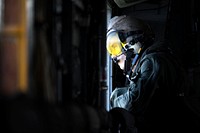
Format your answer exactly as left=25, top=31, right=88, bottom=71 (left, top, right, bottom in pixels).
left=112, top=54, right=126, bottom=70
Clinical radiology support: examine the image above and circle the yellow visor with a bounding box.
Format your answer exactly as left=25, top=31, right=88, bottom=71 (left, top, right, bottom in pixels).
left=106, top=31, right=124, bottom=57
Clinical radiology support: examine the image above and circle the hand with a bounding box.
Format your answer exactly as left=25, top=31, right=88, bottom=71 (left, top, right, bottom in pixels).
left=110, top=87, right=128, bottom=108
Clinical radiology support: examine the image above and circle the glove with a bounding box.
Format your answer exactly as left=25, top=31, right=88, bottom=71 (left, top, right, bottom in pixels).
left=110, top=87, right=128, bottom=108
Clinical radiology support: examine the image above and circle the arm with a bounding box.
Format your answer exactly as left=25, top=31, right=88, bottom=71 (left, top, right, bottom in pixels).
left=110, top=56, right=160, bottom=113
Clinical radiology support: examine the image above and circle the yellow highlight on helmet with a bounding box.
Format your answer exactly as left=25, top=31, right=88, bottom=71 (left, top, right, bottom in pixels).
left=106, top=31, right=123, bottom=57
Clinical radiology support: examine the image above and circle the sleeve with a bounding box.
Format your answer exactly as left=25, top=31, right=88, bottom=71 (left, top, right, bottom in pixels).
left=110, top=57, right=160, bottom=112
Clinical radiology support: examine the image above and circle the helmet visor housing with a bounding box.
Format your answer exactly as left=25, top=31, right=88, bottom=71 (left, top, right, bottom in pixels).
left=106, top=31, right=125, bottom=57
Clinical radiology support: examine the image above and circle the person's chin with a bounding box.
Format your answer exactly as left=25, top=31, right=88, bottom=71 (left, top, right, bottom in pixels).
left=119, top=66, right=124, bottom=70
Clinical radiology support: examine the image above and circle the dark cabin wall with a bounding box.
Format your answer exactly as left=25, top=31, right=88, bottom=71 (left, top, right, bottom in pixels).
left=61, top=0, right=107, bottom=107
left=165, top=0, right=200, bottom=129
left=32, top=0, right=107, bottom=108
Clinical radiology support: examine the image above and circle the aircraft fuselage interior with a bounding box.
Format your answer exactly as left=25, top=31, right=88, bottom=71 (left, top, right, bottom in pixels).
left=0, top=0, right=200, bottom=132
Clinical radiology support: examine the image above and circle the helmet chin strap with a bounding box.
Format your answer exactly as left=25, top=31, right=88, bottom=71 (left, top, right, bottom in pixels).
left=123, top=50, right=133, bottom=76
